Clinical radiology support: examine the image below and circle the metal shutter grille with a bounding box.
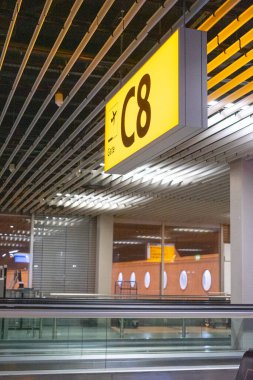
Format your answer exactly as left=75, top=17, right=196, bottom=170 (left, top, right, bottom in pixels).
left=87, top=218, right=97, bottom=293
left=32, top=216, right=97, bottom=294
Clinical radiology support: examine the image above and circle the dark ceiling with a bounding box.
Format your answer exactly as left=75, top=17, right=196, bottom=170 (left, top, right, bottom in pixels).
left=0, top=0, right=252, bottom=224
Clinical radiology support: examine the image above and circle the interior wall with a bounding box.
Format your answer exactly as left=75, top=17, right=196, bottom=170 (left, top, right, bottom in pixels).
left=112, top=254, right=219, bottom=296
left=6, top=268, right=29, bottom=289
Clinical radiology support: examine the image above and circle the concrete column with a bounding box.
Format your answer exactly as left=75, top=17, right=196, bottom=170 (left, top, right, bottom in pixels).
left=223, top=242, right=231, bottom=295
left=28, top=214, right=35, bottom=288
left=96, top=215, right=114, bottom=295
left=230, top=159, right=253, bottom=304
left=160, top=223, right=165, bottom=296
left=230, top=160, right=253, bottom=350
left=220, top=225, right=225, bottom=293
left=220, top=225, right=231, bottom=295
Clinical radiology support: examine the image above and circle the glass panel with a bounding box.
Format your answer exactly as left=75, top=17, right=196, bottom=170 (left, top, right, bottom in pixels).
left=0, top=317, right=108, bottom=366
left=0, top=314, right=253, bottom=369
left=113, top=222, right=220, bottom=297
left=0, top=215, right=31, bottom=295
left=109, top=317, right=231, bottom=352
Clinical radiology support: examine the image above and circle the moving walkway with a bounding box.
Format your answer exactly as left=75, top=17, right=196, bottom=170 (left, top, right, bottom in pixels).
left=0, top=298, right=251, bottom=379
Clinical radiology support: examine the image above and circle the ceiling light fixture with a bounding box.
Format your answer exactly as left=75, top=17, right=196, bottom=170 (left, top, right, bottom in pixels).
left=9, top=163, right=15, bottom=173
left=174, top=228, right=213, bottom=233
left=237, top=106, right=253, bottom=119
left=208, top=112, right=223, bottom=127
left=178, top=248, right=203, bottom=251
left=55, top=91, right=64, bottom=107
left=208, top=82, right=253, bottom=117
left=208, top=100, right=218, bottom=106
left=223, top=96, right=253, bottom=114
left=224, top=103, right=235, bottom=108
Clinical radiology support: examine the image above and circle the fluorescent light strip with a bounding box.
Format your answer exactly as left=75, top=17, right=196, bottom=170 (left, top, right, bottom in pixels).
left=208, top=95, right=253, bottom=126
left=207, top=5, right=253, bottom=54
left=130, top=161, right=221, bottom=188
left=208, top=113, right=224, bottom=127
left=208, top=113, right=252, bottom=135
left=208, top=81, right=253, bottom=117
left=160, top=164, right=217, bottom=186
left=174, top=228, right=213, bottom=233
left=178, top=248, right=203, bottom=252
left=197, top=0, right=241, bottom=32
left=106, top=114, right=253, bottom=190
left=208, top=49, right=253, bottom=90
left=137, top=235, right=162, bottom=239
left=114, top=241, right=141, bottom=245
left=208, top=66, right=253, bottom=103
left=48, top=114, right=253, bottom=212
left=237, top=105, right=253, bottom=119
left=59, top=191, right=150, bottom=211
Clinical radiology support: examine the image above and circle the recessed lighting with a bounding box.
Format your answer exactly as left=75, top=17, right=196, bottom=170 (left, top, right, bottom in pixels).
left=241, top=105, right=250, bottom=110
left=56, top=193, right=62, bottom=196
left=178, top=248, right=202, bottom=252
left=224, top=102, right=234, bottom=108
left=208, top=100, right=218, bottom=106
left=10, top=225, right=14, bottom=228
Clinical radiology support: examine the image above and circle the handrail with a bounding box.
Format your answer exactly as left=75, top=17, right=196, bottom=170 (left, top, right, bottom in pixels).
left=49, top=292, right=231, bottom=300
left=0, top=299, right=251, bottom=319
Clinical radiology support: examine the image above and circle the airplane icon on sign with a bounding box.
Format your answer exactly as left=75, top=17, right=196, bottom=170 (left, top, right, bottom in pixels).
left=107, top=104, right=118, bottom=143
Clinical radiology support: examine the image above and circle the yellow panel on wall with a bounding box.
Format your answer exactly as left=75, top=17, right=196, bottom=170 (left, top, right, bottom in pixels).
left=147, top=244, right=176, bottom=263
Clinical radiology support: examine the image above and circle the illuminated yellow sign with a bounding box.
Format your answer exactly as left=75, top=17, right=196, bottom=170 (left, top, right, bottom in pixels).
left=147, top=244, right=176, bottom=263
left=105, top=28, right=206, bottom=173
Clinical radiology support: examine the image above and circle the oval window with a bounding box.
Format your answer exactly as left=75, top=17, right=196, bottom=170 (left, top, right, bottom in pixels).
left=117, top=272, right=123, bottom=287
left=144, top=272, right=151, bottom=288
left=163, top=271, right=168, bottom=289
left=130, top=272, right=136, bottom=288
left=202, top=270, right=212, bottom=291
left=179, top=270, right=188, bottom=290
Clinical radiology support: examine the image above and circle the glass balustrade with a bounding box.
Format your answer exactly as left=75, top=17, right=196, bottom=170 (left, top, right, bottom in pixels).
left=0, top=300, right=251, bottom=371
